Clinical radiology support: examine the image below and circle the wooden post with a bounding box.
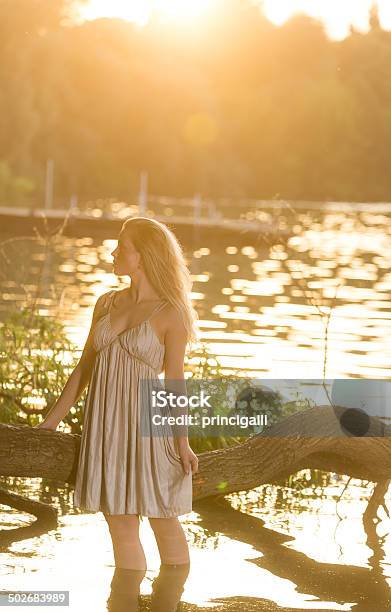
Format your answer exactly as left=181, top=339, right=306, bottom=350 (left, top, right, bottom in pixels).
left=193, top=193, right=202, bottom=224
left=208, top=199, right=217, bottom=219
left=45, top=159, right=54, bottom=210
left=69, top=194, right=78, bottom=211
left=138, top=171, right=148, bottom=216
left=192, top=193, right=202, bottom=248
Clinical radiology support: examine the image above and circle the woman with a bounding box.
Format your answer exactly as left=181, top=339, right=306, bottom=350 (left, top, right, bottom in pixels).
left=37, top=217, right=199, bottom=612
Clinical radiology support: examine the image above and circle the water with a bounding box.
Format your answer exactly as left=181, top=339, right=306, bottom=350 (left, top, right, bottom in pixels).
left=1, top=205, right=391, bottom=378
left=1, top=475, right=389, bottom=610
left=1, top=204, right=391, bottom=609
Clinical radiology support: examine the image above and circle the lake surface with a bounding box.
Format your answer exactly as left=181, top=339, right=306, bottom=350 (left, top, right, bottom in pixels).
left=1, top=203, right=391, bottom=379
left=1, top=474, right=390, bottom=610
left=1, top=203, right=390, bottom=610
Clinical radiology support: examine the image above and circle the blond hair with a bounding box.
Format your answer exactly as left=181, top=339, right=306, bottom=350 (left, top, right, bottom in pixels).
left=121, top=216, right=199, bottom=347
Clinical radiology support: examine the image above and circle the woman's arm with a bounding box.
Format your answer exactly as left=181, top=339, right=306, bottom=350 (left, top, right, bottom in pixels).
left=163, top=309, right=199, bottom=475
left=36, top=292, right=108, bottom=430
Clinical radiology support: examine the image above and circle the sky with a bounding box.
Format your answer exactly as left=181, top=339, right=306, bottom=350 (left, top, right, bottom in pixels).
left=78, top=0, right=391, bottom=40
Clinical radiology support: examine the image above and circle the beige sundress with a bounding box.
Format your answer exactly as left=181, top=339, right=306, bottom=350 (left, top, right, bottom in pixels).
left=73, top=289, right=193, bottom=517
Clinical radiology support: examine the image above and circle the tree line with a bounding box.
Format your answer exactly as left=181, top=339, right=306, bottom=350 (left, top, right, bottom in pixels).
left=1, top=0, right=390, bottom=204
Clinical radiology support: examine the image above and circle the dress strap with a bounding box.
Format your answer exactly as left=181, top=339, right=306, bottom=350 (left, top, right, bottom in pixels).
left=106, top=289, right=116, bottom=311
left=146, top=299, right=169, bottom=321
left=104, top=291, right=167, bottom=323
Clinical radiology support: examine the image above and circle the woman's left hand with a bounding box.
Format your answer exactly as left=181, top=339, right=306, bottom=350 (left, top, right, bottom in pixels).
left=177, top=441, right=198, bottom=475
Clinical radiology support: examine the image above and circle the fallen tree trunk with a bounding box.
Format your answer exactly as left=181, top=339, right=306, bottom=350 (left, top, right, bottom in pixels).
left=0, top=488, right=57, bottom=521
left=0, top=406, right=390, bottom=501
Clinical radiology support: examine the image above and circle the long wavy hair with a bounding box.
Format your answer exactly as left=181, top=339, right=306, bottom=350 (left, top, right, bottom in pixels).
left=121, top=216, right=199, bottom=347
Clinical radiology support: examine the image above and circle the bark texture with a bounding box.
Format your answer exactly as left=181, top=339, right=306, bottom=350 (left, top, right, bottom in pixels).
left=0, top=406, right=389, bottom=501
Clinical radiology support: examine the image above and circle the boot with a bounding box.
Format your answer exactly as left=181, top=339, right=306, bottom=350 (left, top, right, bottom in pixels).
left=106, top=567, right=146, bottom=612
left=150, top=562, right=190, bottom=612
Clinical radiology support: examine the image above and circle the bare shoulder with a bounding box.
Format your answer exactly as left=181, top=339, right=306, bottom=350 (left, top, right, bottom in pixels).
left=93, top=289, right=114, bottom=318
left=99, top=289, right=115, bottom=306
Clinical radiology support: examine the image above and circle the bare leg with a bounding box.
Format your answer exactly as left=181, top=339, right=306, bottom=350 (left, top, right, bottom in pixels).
left=148, top=517, right=190, bottom=612
left=148, top=517, right=190, bottom=565
left=103, top=513, right=147, bottom=570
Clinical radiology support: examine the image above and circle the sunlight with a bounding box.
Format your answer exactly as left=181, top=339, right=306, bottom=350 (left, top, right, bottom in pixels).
left=79, top=0, right=391, bottom=40
left=80, top=0, right=150, bottom=25
left=261, top=0, right=378, bottom=40
left=378, top=1, right=391, bottom=28
left=261, top=0, right=296, bottom=26
left=153, top=0, right=215, bottom=21
left=79, top=0, right=215, bottom=26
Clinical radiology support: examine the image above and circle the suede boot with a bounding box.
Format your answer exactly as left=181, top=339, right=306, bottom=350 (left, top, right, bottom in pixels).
left=150, top=562, right=190, bottom=612
left=106, top=567, right=146, bottom=612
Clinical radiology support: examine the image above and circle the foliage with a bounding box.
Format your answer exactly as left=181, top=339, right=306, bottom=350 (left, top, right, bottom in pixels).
left=1, top=1, right=391, bottom=203
left=0, top=161, right=35, bottom=204
left=184, top=343, right=312, bottom=453
left=0, top=310, right=310, bottom=453
left=0, top=307, right=85, bottom=434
